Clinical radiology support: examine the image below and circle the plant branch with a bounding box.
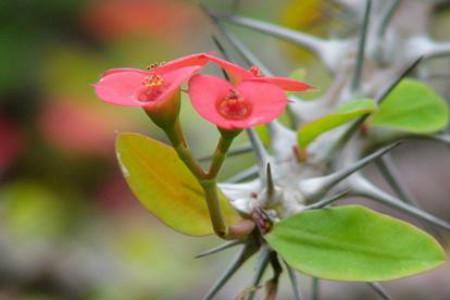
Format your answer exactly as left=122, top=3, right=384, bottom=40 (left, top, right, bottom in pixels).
left=350, top=175, right=450, bottom=232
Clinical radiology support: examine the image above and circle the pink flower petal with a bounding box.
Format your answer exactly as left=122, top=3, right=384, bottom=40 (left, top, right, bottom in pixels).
left=188, top=75, right=287, bottom=130
left=156, top=52, right=211, bottom=73
left=95, top=66, right=201, bottom=107
left=204, top=55, right=253, bottom=82
left=101, top=68, right=148, bottom=77
left=249, top=76, right=312, bottom=91
left=236, top=80, right=287, bottom=125
left=95, top=70, right=148, bottom=107
left=147, top=65, right=201, bottom=107
left=188, top=75, right=235, bottom=128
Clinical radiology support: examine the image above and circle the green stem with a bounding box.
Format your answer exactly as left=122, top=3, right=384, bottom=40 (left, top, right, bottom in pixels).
left=206, top=133, right=235, bottom=179
left=165, top=121, right=251, bottom=240
left=165, top=119, right=205, bottom=178
left=201, top=179, right=228, bottom=238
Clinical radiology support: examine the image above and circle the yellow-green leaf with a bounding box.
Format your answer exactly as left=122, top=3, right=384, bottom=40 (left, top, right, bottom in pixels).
left=266, top=205, right=446, bottom=281
left=116, top=133, right=241, bottom=236
left=297, top=99, right=377, bottom=148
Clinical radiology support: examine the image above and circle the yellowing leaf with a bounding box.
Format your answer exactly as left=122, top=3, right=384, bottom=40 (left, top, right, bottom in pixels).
left=116, top=133, right=241, bottom=236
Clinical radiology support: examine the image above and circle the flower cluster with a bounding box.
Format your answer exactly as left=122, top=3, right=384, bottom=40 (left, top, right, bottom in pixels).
left=94, top=53, right=311, bottom=129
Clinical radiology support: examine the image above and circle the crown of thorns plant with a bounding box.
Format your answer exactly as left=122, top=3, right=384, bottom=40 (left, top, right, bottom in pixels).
left=94, top=1, right=450, bottom=299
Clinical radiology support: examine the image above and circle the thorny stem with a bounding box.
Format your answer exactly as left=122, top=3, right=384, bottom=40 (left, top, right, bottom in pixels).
left=350, top=174, right=450, bottom=232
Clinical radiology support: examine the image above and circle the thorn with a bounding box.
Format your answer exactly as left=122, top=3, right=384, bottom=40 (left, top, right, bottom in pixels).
left=201, top=239, right=259, bottom=300
left=376, top=56, right=423, bottom=105
left=312, top=277, right=320, bottom=300
left=375, top=155, right=446, bottom=244
left=211, top=17, right=269, bottom=72
left=247, top=248, right=271, bottom=300
left=198, top=144, right=253, bottom=162
left=350, top=175, right=450, bottom=232
left=375, top=155, right=420, bottom=207
left=210, top=35, right=232, bottom=81
left=284, top=262, right=303, bottom=300
left=304, top=190, right=350, bottom=210
left=226, top=165, right=259, bottom=183
left=377, top=0, right=401, bottom=38
left=195, top=240, right=243, bottom=258
left=210, top=13, right=327, bottom=59
left=300, top=142, right=401, bottom=201
left=266, top=163, right=275, bottom=199
left=351, top=0, right=371, bottom=92
left=367, top=282, right=393, bottom=300
left=428, top=133, right=450, bottom=146
left=431, top=43, right=450, bottom=58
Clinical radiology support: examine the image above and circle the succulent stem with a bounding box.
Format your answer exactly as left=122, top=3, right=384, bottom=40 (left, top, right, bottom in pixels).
left=215, top=14, right=326, bottom=57
left=350, top=175, right=450, bottom=232
left=300, top=142, right=400, bottom=202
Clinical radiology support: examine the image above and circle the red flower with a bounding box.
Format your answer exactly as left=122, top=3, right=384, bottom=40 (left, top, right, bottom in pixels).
left=94, top=53, right=209, bottom=108
left=188, top=75, right=288, bottom=130
left=204, top=56, right=312, bottom=92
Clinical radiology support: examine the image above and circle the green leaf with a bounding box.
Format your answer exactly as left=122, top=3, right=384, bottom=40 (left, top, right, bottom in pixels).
left=116, top=133, right=241, bottom=236
left=370, top=79, right=449, bottom=133
left=297, top=99, right=377, bottom=148
left=266, top=205, right=446, bottom=281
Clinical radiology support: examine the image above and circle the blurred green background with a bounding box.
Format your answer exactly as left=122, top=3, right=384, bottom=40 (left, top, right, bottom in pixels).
left=1, top=0, right=450, bottom=299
